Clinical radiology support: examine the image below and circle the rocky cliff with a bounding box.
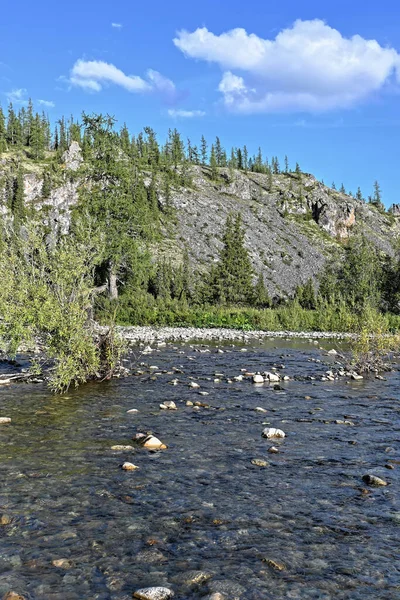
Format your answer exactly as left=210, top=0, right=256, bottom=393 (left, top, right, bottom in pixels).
left=1, top=144, right=399, bottom=299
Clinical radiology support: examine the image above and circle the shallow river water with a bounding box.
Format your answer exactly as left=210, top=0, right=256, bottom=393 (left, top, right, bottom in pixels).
left=0, top=338, right=399, bottom=599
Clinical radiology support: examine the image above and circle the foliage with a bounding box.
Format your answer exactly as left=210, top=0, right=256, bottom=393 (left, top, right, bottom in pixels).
left=0, top=220, right=124, bottom=393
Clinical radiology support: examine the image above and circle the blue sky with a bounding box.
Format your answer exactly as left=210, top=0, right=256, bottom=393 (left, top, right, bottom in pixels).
left=1, top=0, right=400, bottom=205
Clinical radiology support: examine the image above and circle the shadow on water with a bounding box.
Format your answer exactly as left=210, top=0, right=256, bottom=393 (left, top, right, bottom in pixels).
left=0, top=339, right=398, bottom=599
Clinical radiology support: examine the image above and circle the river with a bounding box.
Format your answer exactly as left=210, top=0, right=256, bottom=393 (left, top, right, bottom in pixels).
left=0, top=338, right=398, bottom=599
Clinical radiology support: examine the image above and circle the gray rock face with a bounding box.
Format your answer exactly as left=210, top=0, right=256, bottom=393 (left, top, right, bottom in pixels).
left=166, top=166, right=399, bottom=297
left=62, top=141, right=83, bottom=171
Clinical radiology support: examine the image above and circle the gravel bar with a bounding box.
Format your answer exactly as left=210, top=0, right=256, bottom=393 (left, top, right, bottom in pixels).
left=115, top=326, right=355, bottom=344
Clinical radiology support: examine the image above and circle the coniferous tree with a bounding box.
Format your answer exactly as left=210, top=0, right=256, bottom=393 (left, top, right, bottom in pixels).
left=210, top=213, right=254, bottom=304
left=0, top=107, right=7, bottom=152
left=284, top=155, right=289, bottom=173
left=12, top=167, right=25, bottom=221
left=209, top=144, right=218, bottom=180
left=200, top=135, right=208, bottom=165
left=371, top=180, right=384, bottom=210
left=254, top=272, right=271, bottom=307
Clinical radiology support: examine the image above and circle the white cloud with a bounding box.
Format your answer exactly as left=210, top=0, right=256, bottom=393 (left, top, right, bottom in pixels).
left=38, top=99, right=55, bottom=108
left=111, top=23, right=122, bottom=28
left=68, top=60, right=178, bottom=103
left=70, top=59, right=151, bottom=92
left=6, top=88, right=28, bottom=105
left=174, top=19, right=400, bottom=113
left=167, top=109, right=206, bottom=118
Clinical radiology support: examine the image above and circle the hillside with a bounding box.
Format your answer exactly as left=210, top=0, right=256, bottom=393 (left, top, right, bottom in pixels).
left=2, top=141, right=399, bottom=300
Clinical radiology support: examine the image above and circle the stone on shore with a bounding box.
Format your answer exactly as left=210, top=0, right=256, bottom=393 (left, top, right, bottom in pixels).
left=133, top=587, right=174, bottom=600
left=0, top=417, right=11, bottom=424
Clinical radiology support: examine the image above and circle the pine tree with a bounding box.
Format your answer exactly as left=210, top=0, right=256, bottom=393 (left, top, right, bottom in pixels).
left=200, top=135, right=208, bottom=165
left=356, top=187, right=363, bottom=202
left=295, top=162, right=301, bottom=176
left=209, top=144, right=218, bottom=180
left=243, top=145, right=248, bottom=172
left=284, top=155, right=289, bottom=173
left=340, top=183, right=346, bottom=194
left=331, top=182, right=336, bottom=190
left=254, top=272, right=271, bottom=307
left=236, top=148, right=243, bottom=170
left=12, top=167, right=25, bottom=221
left=212, top=213, right=254, bottom=304
left=371, top=180, right=384, bottom=210
left=0, top=107, right=7, bottom=152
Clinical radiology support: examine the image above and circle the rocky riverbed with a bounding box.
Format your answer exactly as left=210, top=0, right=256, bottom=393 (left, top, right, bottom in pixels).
left=0, top=337, right=398, bottom=599
left=115, top=326, right=356, bottom=345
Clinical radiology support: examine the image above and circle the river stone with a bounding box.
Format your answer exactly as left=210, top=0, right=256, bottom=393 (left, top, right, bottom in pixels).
left=143, top=436, right=167, bottom=450
left=111, top=445, right=134, bottom=451
left=208, top=580, right=246, bottom=598
left=127, top=409, right=139, bottom=414
left=0, top=418, right=11, bottom=424
left=268, top=446, right=279, bottom=453
left=52, top=558, right=74, bottom=569
left=351, top=372, right=363, bottom=380
left=327, top=349, right=338, bottom=355
left=251, top=459, right=269, bottom=467
left=255, top=407, right=267, bottom=413
left=171, top=570, right=213, bottom=585
left=207, top=595, right=225, bottom=600
left=133, top=587, right=174, bottom=600
left=264, top=372, right=280, bottom=382
left=3, top=593, right=25, bottom=600
left=162, top=401, right=177, bottom=410
left=362, top=474, right=388, bottom=486
left=122, top=462, right=139, bottom=471
left=189, top=381, right=200, bottom=388
left=252, top=374, right=264, bottom=383
left=262, top=428, right=286, bottom=439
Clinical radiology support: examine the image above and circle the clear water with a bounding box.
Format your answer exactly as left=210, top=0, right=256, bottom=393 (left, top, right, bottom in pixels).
left=0, top=339, right=399, bottom=599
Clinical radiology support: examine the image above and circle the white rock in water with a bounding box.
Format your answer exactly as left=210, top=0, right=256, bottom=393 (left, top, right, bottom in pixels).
left=362, top=474, right=388, bottom=486
left=351, top=372, right=364, bottom=380
left=255, top=407, right=267, bottom=413
left=111, top=445, right=134, bottom=451
left=189, top=381, right=200, bottom=388
left=160, top=401, right=177, bottom=410
left=262, top=428, right=286, bottom=439
left=122, top=462, right=139, bottom=471
left=253, top=374, right=264, bottom=384
left=134, top=587, right=174, bottom=600
left=327, top=349, right=338, bottom=355
left=264, top=372, right=280, bottom=382
left=127, top=409, right=139, bottom=414
left=143, top=436, right=167, bottom=450
left=0, top=417, right=11, bottom=424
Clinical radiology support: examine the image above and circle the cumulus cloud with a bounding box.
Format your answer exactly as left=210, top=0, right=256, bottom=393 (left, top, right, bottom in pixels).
left=38, top=99, right=55, bottom=108
left=167, top=108, right=206, bottom=118
left=111, top=22, right=122, bottom=28
left=70, top=59, right=151, bottom=93
left=6, top=88, right=28, bottom=105
left=68, top=59, right=178, bottom=102
left=174, top=19, right=400, bottom=113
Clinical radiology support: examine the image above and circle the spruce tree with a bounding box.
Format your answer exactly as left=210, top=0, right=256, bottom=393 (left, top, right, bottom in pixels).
left=0, top=107, right=7, bottom=152
left=254, top=272, right=271, bottom=307
left=12, top=168, right=25, bottom=221
left=213, top=213, right=254, bottom=304
left=210, top=144, right=218, bottom=180
left=200, top=135, right=208, bottom=165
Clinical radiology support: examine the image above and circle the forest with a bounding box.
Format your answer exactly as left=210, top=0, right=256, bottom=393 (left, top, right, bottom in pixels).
left=0, top=101, right=399, bottom=390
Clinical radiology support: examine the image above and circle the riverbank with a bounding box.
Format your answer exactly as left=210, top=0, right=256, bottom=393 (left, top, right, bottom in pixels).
left=115, top=325, right=355, bottom=344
